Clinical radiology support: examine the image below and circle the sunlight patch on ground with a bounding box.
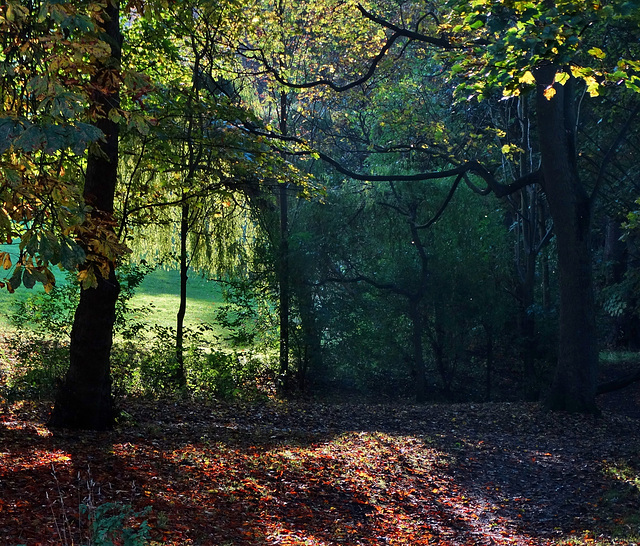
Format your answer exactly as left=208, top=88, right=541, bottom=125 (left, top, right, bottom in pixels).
left=0, top=401, right=53, bottom=437
left=0, top=448, right=71, bottom=469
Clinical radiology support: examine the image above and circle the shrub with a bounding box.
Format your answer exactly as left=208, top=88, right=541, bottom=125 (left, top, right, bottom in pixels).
left=3, top=336, right=69, bottom=400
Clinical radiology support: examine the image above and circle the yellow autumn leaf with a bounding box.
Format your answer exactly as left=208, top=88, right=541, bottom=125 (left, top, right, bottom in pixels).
left=555, top=71, right=570, bottom=85
left=570, top=66, right=581, bottom=78
left=78, top=268, right=98, bottom=289
left=519, top=70, right=535, bottom=85
left=544, top=86, right=557, bottom=99
left=585, top=76, right=600, bottom=97
left=588, top=47, right=606, bottom=59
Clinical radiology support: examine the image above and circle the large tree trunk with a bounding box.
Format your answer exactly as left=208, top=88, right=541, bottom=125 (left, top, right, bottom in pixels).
left=49, top=270, right=120, bottom=430
left=535, top=66, right=599, bottom=414
left=49, top=1, right=122, bottom=430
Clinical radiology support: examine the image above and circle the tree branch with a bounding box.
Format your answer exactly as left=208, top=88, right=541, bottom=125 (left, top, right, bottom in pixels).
left=597, top=368, right=640, bottom=395
left=243, top=124, right=542, bottom=200
left=468, top=162, right=544, bottom=197
left=356, top=4, right=455, bottom=49
left=243, top=4, right=464, bottom=93
left=242, top=30, right=404, bottom=92
left=589, top=102, right=640, bottom=205
left=318, top=273, right=413, bottom=297
left=415, top=173, right=463, bottom=229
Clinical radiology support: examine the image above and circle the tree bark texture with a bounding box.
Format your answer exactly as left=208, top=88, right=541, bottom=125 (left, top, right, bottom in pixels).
left=49, top=270, right=120, bottom=430
left=535, top=66, right=599, bottom=414
left=49, top=1, right=122, bottom=430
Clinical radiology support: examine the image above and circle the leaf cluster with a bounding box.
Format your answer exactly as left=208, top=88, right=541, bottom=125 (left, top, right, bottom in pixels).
left=444, top=0, right=640, bottom=100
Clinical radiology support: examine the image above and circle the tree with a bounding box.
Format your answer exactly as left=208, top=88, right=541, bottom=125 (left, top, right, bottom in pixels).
left=248, top=0, right=640, bottom=412
left=0, top=1, right=105, bottom=291
left=109, top=0, right=315, bottom=394
left=0, top=0, right=132, bottom=428
left=49, top=0, right=124, bottom=430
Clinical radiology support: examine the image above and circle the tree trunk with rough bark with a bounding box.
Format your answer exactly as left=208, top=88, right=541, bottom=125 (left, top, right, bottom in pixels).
left=49, top=270, right=120, bottom=430
left=49, top=1, right=122, bottom=430
left=535, top=66, right=599, bottom=414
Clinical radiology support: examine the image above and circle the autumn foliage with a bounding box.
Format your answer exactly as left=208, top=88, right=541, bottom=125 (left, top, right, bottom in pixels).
left=1, top=398, right=639, bottom=545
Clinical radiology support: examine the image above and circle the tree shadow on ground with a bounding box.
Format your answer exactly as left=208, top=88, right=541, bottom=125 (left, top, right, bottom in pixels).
left=1, top=398, right=639, bottom=545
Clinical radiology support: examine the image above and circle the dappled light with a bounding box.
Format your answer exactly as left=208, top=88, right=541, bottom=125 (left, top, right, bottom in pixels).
left=1, top=399, right=639, bottom=545
left=1, top=0, right=640, bottom=543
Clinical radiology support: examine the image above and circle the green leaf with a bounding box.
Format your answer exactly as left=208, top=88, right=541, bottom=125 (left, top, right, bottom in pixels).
left=9, top=265, right=23, bottom=291
left=22, top=268, right=36, bottom=289
left=38, top=231, right=60, bottom=263
left=25, top=233, right=39, bottom=256
left=60, top=238, right=86, bottom=270
left=13, top=125, right=45, bottom=152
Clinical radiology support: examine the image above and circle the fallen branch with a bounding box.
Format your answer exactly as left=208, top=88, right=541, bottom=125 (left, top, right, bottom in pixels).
left=597, top=368, right=640, bottom=395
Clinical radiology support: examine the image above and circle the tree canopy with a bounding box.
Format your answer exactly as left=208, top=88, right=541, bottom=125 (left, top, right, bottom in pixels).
left=1, top=0, right=640, bottom=426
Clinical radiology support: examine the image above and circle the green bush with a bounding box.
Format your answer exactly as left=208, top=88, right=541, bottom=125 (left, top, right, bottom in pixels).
left=9, top=261, right=155, bottom=341
left=3, top=336, right=69, bottom=400
left=81, top=502, right=151, bottom=546
left=3, top=262, right=155, bottom=400
left=110, top=325, right=276, bottom=400
left=2, top=260, right=278, bottom=401
left=186, top=348, right=274, bottom=400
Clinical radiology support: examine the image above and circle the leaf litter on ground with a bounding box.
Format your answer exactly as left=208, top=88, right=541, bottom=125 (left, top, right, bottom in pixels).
left=0, top=398, right=639, bottom=545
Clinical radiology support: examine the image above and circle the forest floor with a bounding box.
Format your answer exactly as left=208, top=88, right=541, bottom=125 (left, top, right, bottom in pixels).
left=1, top=395, right=639, bottom=545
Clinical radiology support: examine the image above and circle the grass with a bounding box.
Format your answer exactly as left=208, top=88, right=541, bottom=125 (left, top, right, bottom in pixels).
left=129, top=267, right=226, bottom=333
left=0, top=248, right=228, bottom=340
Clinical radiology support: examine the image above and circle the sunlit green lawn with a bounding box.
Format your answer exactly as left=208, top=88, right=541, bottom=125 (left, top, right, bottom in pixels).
left=0, top=242, right=226, bottom=338
left=128, top=267, right=227, bottom=337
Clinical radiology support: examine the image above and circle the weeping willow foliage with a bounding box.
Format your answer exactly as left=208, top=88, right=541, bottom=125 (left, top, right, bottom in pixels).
left=127, top=190, right=259, bottom=279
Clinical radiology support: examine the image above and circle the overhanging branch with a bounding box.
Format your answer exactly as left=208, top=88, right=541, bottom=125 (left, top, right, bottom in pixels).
left=317, top=273, right=413, bottom=297
left=242, top=30, right=404, bottom=92
left=356, top=4, right=455, bottom=49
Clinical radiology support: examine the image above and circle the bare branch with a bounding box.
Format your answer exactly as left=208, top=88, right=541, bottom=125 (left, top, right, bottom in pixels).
left=242, top=124, right=542, bottom=201
left=415, top=172, right=463, bottom=229
left=242, top=31, right=404, bottom=92
left=356, top=4, right=454, bottom=49
left=243, top=3, right=463, bottom=93
left=468, top=161, right=543, bottom=197
left=535, top=223, right=555, bottom=254
left=318, top=273, right=412, bottom=296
